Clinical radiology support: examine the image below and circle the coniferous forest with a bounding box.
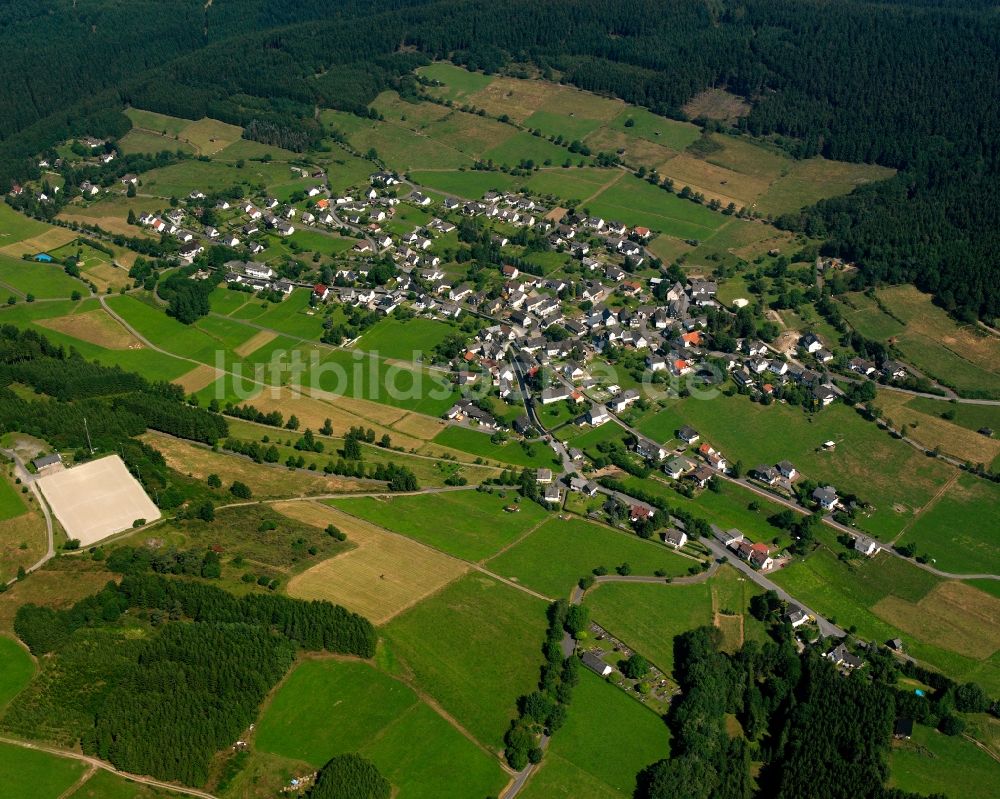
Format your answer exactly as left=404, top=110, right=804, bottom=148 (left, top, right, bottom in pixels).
left=6, top=576, right=376, bottom=785
left=0, top=1, right=997, bottom=318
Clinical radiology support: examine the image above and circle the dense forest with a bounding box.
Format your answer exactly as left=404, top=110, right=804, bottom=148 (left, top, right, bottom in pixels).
left=632, top=622, right=994, bottom=799
left=7, top=575, right=376, bottom=785
left=0, top=1, right=995, bottom=319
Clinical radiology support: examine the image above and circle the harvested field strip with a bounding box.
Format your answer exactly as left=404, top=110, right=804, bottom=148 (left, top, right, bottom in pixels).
left=278, top=501, right=468, bottom=624
left=0, top=227, right=77, bottom=258
left=233, top=329, right=278, bottom=358
left=36, top=310, right=140, bottom=350
left=174, top=364, right=222, bottom=394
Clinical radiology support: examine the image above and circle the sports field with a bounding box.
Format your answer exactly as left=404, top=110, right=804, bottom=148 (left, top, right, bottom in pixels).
left=256, top=658, right=508, bottom=799
left=328, top=489, right=550, bottom=561
left=486, top=517, right=691, bottom=598
left=382, top=573, right=548, bottom=750
left=36, top=455, right=160, bottom=546
left=277, top=502, right=468, bottom=624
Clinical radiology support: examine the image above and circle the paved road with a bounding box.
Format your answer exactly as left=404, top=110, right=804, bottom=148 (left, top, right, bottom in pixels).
left=0, top=736, right=217, bottom=798
left=1, top=448, right=54, bottom=585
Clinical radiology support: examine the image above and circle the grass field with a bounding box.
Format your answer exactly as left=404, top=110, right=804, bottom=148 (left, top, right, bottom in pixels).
left=0, top=203, right=59, bottom=248
left=66, top=769, right=177, bottom=799
left=0, top=470, right=26, bottom=521
left=418, top=63, right=495, bottom=101
left=520, top=753, right=624, bottom=799
left=584, top=174, right=725, bottom=239
left=125, top=107, right=190, bottom=136
left=860, top=286, right=1000, bottom=399
left=382, top=573, right=548, bottom=751
left=0, top=742, right=88, bottom=799
left=888, top=723, right=998, bottom=799
left=409, top=169, right=519, bottom=198
left=770, top=543, right=1000, bottom=691
left=276, top=501, right=468, bottom=624
left=0, top=637, right=33, bottom=712
left=0, top=254, right=87, bottom=299
left=255, top=658, right=508, bottom=799
left=609, top=108, right=701, bottom=153
left=756, top=157, right=894, bottom=216
left=531, top=668, right=670, bottom=797
left=432, top=426, right=562, bottom=469
left=141, top=431, right=369, bottom=499
left=483, top=131, right=581, bottom=168
left=634, top=395, right=954, bottom=539
left=328, top=490, right=549, bottom=562
left=352, top=318, right=455, bottom=361
left=583, top=579, right=713, bottom=676
left=118, top=128, right=195, bottom=155
left=486, top=517, right=692, bottom=598
left=894, top=474, right=1000, bottom=575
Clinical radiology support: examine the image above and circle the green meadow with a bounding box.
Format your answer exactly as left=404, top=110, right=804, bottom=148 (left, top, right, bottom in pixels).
left=328, top=489, right=549, bottom=562
left=418, top=63, right=495, bottom=101
left=0, top=637, right=33, bottom=710
left=0, top=255, right=87, bottom=299
left=352, top=317, right=455, bottom=360
left=432, top=426, right=562, bottom=470
left=486, top=517, right=691, bottom=598
left=585, top=174, right=724, bottom=239
left=889, top=723, right=998, bottom=799
left=0, top=742, right=88, bottom=799
left=382, top=573, right=548, bottom=751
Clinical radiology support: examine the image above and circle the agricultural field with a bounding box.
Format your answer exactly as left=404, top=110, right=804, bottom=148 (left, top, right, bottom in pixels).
left=124, top=107, right=190, bottom=136
left=634, top=394, right=955, bottom=539
left=889, top=723, right=998, bottom=799
left=0, top=742, right=89, bottom=799
left=382, top=573, right=548, bottom=751
left=351, top=317, right=455, bottom=361
left=66, top=769, right=178, bottom=799
left=486, top=516, right=692, bottom=598
left=0, top=254, right=88, bottom=299
left=118, top=128, right=196, bottom=156
left=845, top=286, right=1000, bottom=399
left=141, top=431, right=372, bottom=499
left=275, top=501, right=468, bottom=624
left=524, top=668, right=670, bottom=798
left=756, top=157, right=894, bottom=217
left=875, top=390, right=1000, bottom=469
left=327, top=489, right=549, bottom=562
left=894, top=474, right=1000, bottom=575
left=0, top=636, right=33, bottom=711
left=584, top=174, right=724, bottom=239
left=432, top=426, right=562, bottom=469
left=409, top=169, right=519, bottom=198
left=255, top=658, right=508, bottom=799
left=582, top=567, right=765, bottom=676
left=770, top=542, right=1000, bottom=692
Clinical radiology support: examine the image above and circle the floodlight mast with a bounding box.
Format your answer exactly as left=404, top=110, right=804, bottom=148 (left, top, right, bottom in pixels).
left=83, top=416, right=94, bottom=455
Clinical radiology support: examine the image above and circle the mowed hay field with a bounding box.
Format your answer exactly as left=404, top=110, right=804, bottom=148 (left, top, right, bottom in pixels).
left=771, top=546, right=1000, bottom=692
left=37, top=309, right=141, bottom=350
left=895, top=474, right=1000, bottom=576
left=255, top=659, right=509, bottom=799
left=277, top=501, right=468, bottom=624
left=382, top=573, right=548, bottom=751
left=876, top=389, right=1000, bottom=467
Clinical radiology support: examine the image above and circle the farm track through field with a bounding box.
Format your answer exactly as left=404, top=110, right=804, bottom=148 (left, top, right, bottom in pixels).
left=890, top=471, right=960, bottom=546
left=56, top=764, right=96, bottom=799
left=0, top=736, right=218, bottom=798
